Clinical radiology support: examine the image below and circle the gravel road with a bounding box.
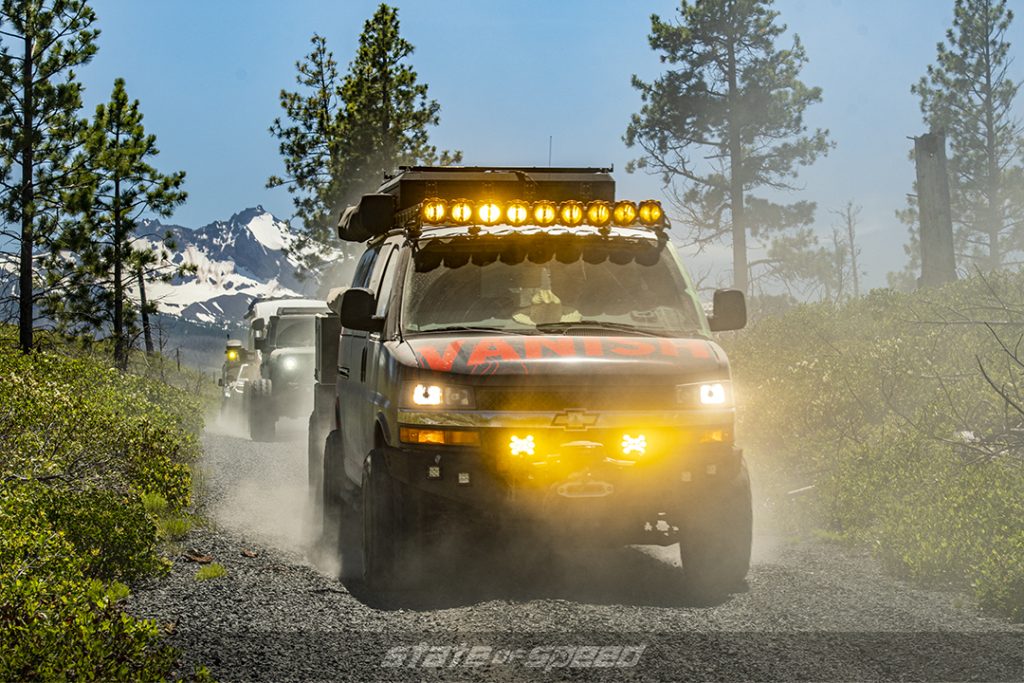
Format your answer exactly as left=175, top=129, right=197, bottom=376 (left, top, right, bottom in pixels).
left=128, top=417, right=1024, bottom=682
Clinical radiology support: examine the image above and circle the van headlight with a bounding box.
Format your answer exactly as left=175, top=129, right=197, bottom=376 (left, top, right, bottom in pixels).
left=402, top=382, right=475, bottom=409
left=676, top=380, right=733, bottom=408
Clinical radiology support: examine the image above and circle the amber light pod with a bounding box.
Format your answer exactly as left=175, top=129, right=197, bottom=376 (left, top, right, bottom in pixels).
left=450, top=199, right=474, bottom=224
left=612, top=200, right=638, bottom=226
left=506, top=200, right=529, bottom=226
left=476, top=201, right=503, bottom=226
left=638, top=200, right=664, bottom=226
left=558, top=200, right=585, bottom=227
left=585, top=200, right=612, bottom=227
left=420, top=198, right=448, bottom=224
left=532, top=200, right=557, bottom=227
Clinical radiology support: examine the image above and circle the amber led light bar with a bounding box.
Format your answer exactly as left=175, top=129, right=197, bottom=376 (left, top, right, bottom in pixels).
left=417, top=198, right=666, bottom=230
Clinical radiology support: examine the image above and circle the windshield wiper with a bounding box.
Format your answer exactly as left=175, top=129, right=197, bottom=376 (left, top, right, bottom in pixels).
left=534, top=320, right=668, bottom=337
left=406, top=325, right=536, bottom=336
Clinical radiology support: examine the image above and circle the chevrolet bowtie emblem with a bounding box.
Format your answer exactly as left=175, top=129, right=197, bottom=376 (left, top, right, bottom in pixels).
left=552, top=410, right=598, bottom=431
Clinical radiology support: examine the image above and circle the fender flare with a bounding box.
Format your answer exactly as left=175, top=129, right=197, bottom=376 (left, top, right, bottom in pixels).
left=374, top=412, right=392, bottom=449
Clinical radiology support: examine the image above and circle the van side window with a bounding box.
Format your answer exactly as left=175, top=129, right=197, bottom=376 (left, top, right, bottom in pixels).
left=368, top=245, right=396, bottom=294
left=375, top=248, right=400, bottom=318
left=352, top=244, right=381, bottom=288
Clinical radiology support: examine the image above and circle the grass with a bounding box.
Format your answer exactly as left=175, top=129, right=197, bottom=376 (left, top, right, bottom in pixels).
left=140, top=492, right=168, bottom=516
left=195, top=563, right=226, bottom=581
left=158, top=516, right=193, bottom=541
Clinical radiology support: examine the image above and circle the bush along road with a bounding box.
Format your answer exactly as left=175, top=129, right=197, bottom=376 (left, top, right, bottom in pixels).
left=126, top=419, right=1023, bottom=682
left=0, top=332, right=211, bottom=681
left=728, top=272, right=1024, bottom=623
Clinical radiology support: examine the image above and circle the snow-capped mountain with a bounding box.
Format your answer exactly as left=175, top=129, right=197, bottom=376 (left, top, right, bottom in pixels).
left=141, top=207, right=353, bottom=325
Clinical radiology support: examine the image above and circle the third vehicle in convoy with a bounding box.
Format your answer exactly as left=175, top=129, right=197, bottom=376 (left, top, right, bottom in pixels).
left=311, top=166, right=750, bottom=596
left=244, top=297, right=330, bottom=441
left=218, top=338, right=257, bottom=419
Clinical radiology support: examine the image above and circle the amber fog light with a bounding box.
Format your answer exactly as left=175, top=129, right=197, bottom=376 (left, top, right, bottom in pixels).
left=400, top=427, right=480, bottom=447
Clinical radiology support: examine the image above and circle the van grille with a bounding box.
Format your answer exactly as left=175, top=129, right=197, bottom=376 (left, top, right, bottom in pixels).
left=474, top=386, right=675, bottom=412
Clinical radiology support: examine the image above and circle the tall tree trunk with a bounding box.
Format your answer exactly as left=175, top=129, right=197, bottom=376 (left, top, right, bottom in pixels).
left=726, top=34, right=748, bottom=294
left=982, top=4, right=1002, bottom=271
left=380, top=52, right=391, bottom=169
left=18, top=31, right=34, bottom=354
left=138, top=263, right=154, bottom=356
left=846, top=206, right=861, bottom=298
left=113, top=178, right=125, bottom=369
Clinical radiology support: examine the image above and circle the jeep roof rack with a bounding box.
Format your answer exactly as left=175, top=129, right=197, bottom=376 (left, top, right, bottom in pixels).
left=244, top=296, right=329, bottom=320
left=275, top=305, right=330, bottom=317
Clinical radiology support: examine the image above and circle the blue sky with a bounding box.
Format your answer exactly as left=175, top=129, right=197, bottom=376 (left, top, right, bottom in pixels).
left=81, top=0, right=1024, bottom=288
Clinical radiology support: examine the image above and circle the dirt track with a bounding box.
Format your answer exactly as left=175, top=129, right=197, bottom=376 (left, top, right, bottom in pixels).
left=126, top=418, right=1024, bottom=682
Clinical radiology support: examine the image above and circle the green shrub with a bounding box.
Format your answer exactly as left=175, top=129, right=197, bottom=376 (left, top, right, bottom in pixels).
left=974, top=530, right=1024, bottom=622
left=41, top=488, right=164, bottom=582
left=729, top=274, right=1024, bottom=621
left=0, top=328, right=210, bottom=677
left=0, top=482, right=175, bottom=681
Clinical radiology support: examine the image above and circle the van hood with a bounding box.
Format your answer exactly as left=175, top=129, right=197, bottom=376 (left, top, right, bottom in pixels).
left=392, top=335, right=727, bottom=378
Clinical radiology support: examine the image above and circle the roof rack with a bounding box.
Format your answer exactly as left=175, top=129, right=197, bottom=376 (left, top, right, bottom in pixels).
left=384, top=165, right=614, bottom=178
left=335, top=165, right=671, bottom=243
left=244, top=297, right=328, bottom=320
left=374, top=166, right=616, bottom=212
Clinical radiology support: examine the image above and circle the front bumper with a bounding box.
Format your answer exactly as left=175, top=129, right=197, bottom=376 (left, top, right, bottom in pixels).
left=382, top=434, right=742, bottom=543
left=268, top=374, right=315, bottom=416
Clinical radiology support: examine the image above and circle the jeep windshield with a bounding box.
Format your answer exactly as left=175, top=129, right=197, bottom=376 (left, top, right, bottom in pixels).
left=402, top=238, right=703, bottom=337
left=270, top=316, right=316, bottom=347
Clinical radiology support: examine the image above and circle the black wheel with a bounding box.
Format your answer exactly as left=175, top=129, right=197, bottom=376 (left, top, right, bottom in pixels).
left=248, top=379, right=276, bottom=442
left=321, top=430, right=342, bottom=546
left=361, top=449, right=420, bottom=592
left=307, top=413, right=324, bottom=495
left=679, top=458, right=752, bottom=599
left=321, top=430, right=361, bottom=579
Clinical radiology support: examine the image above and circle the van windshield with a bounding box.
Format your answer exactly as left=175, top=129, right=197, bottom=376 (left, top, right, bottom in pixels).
left=402, top=238, right=703, bottom=336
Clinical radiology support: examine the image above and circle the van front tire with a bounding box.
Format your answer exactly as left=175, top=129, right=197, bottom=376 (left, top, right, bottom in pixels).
left=679, top=458, right=752, bottom=600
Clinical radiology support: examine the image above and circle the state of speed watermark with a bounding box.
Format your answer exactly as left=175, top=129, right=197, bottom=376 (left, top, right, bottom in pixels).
left=381, top=643, right=647, bottom=669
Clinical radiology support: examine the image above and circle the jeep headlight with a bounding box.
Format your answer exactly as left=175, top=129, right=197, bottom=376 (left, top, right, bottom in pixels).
left=282, top=356, right=298, bottom=371
left=402, top=382, right=475, bottom=409
left=676, top=380, right=733, bottom=408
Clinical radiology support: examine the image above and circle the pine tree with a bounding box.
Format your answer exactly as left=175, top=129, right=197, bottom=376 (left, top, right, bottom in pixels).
left=625, top=0, right=831, bottom=294
left=0, top=0, right=98, bottom=352
left=268, top=4, right=459, bottom=279
left=267, top=34, right=345, bottom=255
left=911, top=0, right=1023, bottom=272
left=337, top=4, right=460, bottom=198
left=57, top=78, right=186, bottom=369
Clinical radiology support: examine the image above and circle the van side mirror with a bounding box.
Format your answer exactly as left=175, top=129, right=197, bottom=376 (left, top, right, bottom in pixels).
left=326, top=286, right=348, bottom=316
left=337, top=194, right=396, bottom=242
left=340, top=288, right=384, bottom=333
left=708, top=289, right=747, bottom=332
left=251, top=318, right=266, bottom=350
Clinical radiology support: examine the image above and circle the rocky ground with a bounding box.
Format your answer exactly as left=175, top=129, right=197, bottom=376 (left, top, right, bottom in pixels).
left=127, top=417, right=1024, bottom=682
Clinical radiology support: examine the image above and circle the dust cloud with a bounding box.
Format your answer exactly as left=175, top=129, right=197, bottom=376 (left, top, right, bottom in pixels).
left=203, top=410, right=345, bottom=578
